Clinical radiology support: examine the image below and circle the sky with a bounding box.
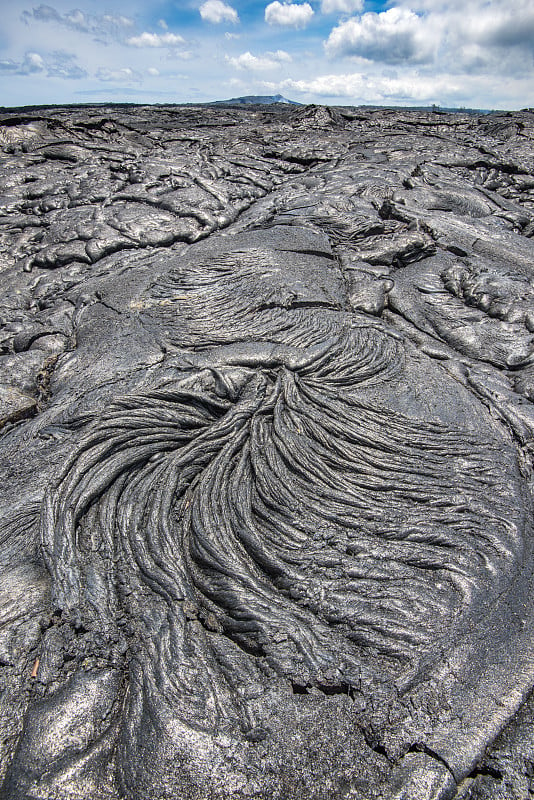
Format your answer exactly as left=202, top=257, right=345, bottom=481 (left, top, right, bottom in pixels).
left=0, top=0, right=533, bottom=109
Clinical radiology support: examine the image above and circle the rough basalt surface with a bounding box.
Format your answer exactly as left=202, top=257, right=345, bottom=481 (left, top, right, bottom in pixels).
left=1, top=103, right=534, bottom=799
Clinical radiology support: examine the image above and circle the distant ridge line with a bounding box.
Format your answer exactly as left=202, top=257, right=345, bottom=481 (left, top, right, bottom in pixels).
left=209, top=94, right=302, bottom=106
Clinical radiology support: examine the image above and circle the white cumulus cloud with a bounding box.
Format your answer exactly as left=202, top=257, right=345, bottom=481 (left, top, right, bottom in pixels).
left=391, top=0, right=534, bottom=74
left=266, top=71, right=463, bottom=103
left=24, top=52, right=45, bottom=71
left=0, top=50, right=86, bottom=79
left=321, top=0, right=363, bottom=13
left=265, top=2, right=314, bottom=29
left=325, top=8, right=437, bottom=64
left=451, top=1, right=534, bottom=52
left=126, top=32, right=186, bottom=48
left=200, top=1, right=239, bottom=24
left=96, top=67, right=141, bottom=82
left=21, top=5, right=134, bottom=40
left=226, top=50, right=292, bottom=71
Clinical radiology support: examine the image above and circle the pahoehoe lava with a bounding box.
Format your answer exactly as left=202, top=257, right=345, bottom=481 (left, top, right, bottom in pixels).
left=1, top=103, right=534, bottom=800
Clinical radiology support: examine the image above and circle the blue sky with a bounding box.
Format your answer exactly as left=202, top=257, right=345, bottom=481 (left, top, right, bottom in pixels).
left=1, top=1, right=533, bottom=109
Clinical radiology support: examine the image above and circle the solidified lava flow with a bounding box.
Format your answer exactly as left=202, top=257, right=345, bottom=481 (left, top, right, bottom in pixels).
left=1, top=103, right=534, bottom=799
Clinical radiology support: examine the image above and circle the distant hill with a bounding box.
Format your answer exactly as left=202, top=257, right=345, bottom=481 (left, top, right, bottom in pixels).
left=209, top=94, right=301, bottom=106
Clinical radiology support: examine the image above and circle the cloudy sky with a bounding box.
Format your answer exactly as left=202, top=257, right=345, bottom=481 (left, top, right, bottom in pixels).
left=1, top=0, right=533, bottom=109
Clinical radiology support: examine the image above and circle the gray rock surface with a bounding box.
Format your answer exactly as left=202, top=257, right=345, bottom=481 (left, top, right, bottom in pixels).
left=1, top=103, right=534, bottom=799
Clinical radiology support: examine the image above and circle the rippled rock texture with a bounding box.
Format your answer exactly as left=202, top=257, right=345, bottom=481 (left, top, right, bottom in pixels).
left=1, top=103, right=534, bottom=800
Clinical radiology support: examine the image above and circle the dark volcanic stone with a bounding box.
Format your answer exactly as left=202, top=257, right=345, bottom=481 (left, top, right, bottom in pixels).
left=1, top=103, right=534, bottom=800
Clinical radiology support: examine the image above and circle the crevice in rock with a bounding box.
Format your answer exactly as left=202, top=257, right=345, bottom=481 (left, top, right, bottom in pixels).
left=407, top=743, right=456, bottom=777
left=466, top=764, right=503, bottom=781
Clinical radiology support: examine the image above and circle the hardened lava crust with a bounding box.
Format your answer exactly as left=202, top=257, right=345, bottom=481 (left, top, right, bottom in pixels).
left=1, top=103, right=534, bottom=799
